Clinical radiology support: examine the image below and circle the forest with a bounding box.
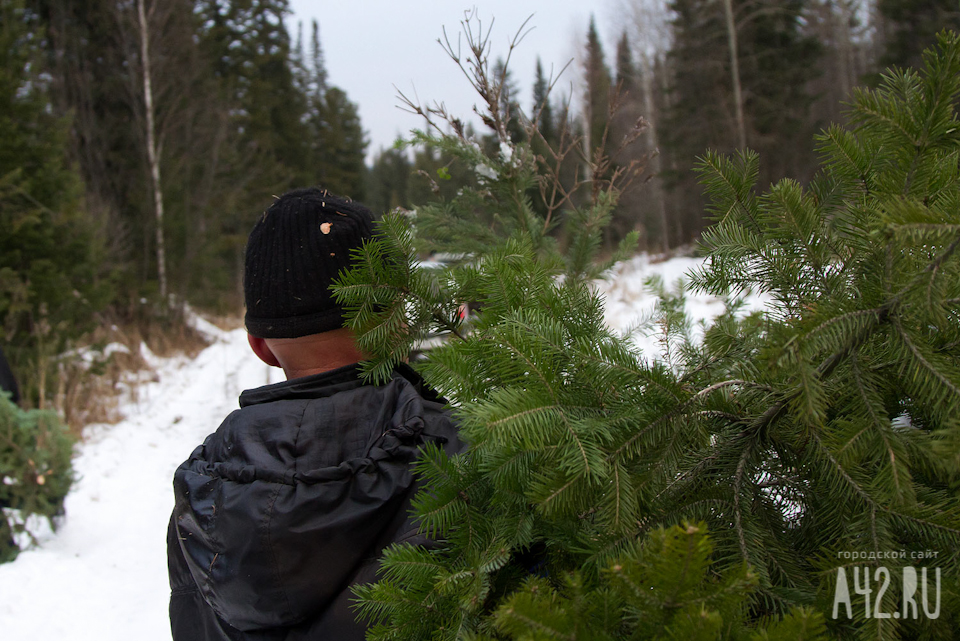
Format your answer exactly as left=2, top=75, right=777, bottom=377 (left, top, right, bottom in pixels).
left=4, top=1, right=960, bottom=637
left=1, top=0, right=956, bottom=408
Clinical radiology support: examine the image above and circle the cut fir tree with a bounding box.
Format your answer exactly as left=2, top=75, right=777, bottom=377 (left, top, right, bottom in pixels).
left=334, top=17, right=960, bottom=640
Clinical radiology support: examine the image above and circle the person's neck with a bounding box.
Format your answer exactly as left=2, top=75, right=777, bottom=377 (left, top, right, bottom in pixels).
left=281, top=357, right=358, bottom=380
left=265, top=329, right=366, bottom=381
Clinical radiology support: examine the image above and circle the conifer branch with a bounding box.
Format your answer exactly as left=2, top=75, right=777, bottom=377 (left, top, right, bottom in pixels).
left=431, top=310, right=465, bottom=341
left=733, top=446, right=753, bottom=565
left=801, top=306, right=884, bottom=343
left=807, top=432, right=879, bottom=551
left=692, top=410, right=744, bottom=422
left=891, top=232, right=960, bottom=303
left=657, top=450, right=722, bottom=503
left=539, top=473, right=584, bottom=511
left=891, top=510, right=960, bottom=539
left=612, top=463, right=624, bottom=527
left=499, top=334, right=557, bottom=402
left=697, top=152, right=763, bottom=235
left=849, top=353, right=910, bottom=502
left=692, top=379, right=774, bottom=401
left=892, top=315, right=960, bottom=399
left=485, top=405, right=561, bottom=429
left=509, top=317, right=682, bottom=400
left=819, top=127, right=873, bottom=195
left=607, top=410, right=672, bottom=464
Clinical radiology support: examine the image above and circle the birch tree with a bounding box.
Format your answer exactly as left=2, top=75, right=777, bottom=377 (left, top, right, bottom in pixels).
left=721, top=0, right=747, bottom=149
left=137, top=0, right=167, bottom=300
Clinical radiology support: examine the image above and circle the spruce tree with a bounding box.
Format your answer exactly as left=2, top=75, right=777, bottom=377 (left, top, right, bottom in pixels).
left=531, top=58, right=555, bottom=147
left=315, top=86, right=368, bottom=198
left=877, top=0, right=960, bottom=72
left=584, top=16, right=613, bottom=168
left=366, top=147, right=412, bottom=215
left=0, top=0, right=80, bottom=560
left=295, top=19, right=368, bottom=198
left=336, top=23, right=960, bottom=640
left=0, top=394, right=73, bottom=562
left=615, top=31, right=639, bottom=100
left=608, top=30, right=649, bottom=249
left=0, top=0, right=111, bottom=400
left=663, top=0, right=822, bottom=242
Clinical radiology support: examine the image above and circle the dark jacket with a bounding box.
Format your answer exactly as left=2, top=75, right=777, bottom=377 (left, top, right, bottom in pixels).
left=168, top=363, right=462, bottom=640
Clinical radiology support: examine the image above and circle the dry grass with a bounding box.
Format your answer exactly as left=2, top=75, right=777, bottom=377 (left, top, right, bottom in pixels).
left=54, top=309, right=215, bottom=436
left=196, top=313, right=244, bottom=333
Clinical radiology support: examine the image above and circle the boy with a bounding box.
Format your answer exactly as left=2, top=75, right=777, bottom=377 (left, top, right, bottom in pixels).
left=167, top=188, right=461, bottom=640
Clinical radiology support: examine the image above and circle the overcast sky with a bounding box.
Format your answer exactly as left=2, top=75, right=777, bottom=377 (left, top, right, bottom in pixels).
left=286, top=1, right=621, bottom=161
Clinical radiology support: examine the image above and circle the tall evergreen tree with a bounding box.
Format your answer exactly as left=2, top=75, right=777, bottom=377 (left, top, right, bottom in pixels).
left=366, top=147, right=412, bottom=215
left=663, top=0, right=822, bottom=243
left=877, top=0, right=960, bottom=71
left=315, top=86, right=368, bottom=198
left=615, top=30, right=640, bottom=99
left=492, top=57, right=525, bottom=144
left=531, top=57, right=555, bottom=146
left=293, top=18, right=367, bottom=198
left=583, top=15, right=612, bottom=164
left=608, top=30, right=650, bottom=248
left=30, top=0, right=145, bottom=279
left=195, top=0, right=311, bottom=195
left=0, top=0, right=111, bottom=401
left=308, top=19, right=328, bottom=95
left=232, top=0, right=309, bottom=190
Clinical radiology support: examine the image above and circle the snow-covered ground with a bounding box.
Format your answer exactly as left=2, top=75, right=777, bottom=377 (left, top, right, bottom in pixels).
left=0, top=255, right=756, bottom=640
left=0, top=320, right=285, bottom=640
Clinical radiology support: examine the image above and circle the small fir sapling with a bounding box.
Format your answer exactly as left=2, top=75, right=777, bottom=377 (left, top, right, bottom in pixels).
left=0, top=393, right=74, bottom=562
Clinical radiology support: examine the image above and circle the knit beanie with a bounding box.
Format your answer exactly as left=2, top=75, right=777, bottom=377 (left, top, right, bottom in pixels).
left=243, top=187, right=374, bottom=338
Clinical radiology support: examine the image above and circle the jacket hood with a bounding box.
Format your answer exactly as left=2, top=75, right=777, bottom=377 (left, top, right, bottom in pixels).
left=172, top=365, right=428, bottom=632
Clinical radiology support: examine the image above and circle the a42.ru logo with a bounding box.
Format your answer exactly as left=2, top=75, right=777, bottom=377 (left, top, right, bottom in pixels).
left=832, top=566, right=941, bottom=619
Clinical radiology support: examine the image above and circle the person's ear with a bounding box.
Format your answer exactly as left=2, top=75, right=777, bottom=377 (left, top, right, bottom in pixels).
left=247, top=334, right=281, bottom=367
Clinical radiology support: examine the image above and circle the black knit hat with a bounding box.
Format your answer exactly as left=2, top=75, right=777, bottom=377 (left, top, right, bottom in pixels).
left=243, top=187, right=374, bottom=338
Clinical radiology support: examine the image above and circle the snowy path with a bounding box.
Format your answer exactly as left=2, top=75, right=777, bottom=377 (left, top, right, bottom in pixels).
left=0, top=256, right=755, bottom=640
left=0, top=324, right=282, bottom=640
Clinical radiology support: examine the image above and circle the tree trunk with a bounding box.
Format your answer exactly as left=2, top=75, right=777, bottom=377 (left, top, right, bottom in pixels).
left=722, top=0, right=747, bottom=149
left=638, top=53, right=670, bottom=253
left=625, top=0, right=672, bottom=251
left=137, top=0, right=168, bottom=300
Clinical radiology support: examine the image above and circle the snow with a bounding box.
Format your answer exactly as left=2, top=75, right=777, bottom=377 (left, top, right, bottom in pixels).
left=0, top=324, right=284, bottom=641
left=474, top=162, right=498, bottom=181
left=498, top=142, right=514, bottom=164
left=0, top=254, right=761, bottom=640
left=595, top=254, right=768, bottom=356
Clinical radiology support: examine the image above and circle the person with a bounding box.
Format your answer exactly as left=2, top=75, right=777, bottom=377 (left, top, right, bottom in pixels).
left=0, top=346, right=19, bottom=404
left=167, top=187, right=463, bottom=640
